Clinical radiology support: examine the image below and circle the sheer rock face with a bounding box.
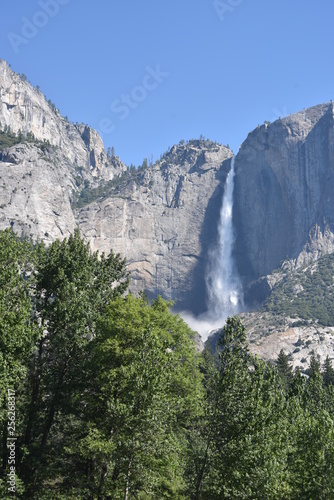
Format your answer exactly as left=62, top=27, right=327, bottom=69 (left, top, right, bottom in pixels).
left=234, top=103, right=334, bottom=286
left=0, top=143, right=77, bottom=241
left=77, top=142, right=233, bottom=312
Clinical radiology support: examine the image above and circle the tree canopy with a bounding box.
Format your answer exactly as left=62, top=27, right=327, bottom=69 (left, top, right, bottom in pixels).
left=0, top=230, right=334, bottom=498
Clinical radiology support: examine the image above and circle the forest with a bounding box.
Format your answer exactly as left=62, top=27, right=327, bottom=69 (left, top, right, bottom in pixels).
left=0, top=228, right=334, bottom=499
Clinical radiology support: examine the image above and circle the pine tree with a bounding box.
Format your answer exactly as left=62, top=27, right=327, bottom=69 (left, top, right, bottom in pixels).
left=323, top=356, right=334, bottom=386
left=276, top=349, right=293, bottom=391
left=309, top=350, right=321, bottom=379
left=195, top=317, right=290, bottom=499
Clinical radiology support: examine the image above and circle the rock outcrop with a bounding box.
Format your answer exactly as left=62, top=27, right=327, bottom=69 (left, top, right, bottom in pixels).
left=207, top=311, right=334, bottom=371
left=0, top=142, right=77, bottom=241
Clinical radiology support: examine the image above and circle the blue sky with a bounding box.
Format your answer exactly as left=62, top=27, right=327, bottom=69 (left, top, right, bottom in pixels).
left=1, top=0, right=334, bottom=166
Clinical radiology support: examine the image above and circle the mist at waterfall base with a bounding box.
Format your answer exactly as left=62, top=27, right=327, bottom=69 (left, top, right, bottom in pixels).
left=181, top=157, right=243, bottom=341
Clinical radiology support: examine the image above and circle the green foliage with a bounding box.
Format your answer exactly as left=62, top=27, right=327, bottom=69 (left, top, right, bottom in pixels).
left=64, top=294, right=203, bottom=498
left=0, top=230, right=36, bottom=392
left=309, top=350, right=321, bottom=379
left=287, top=391, right=334, bottom=498
left=0, top=232, right=334, bottom=498
left=0, top=127, right=51, bottom=152
left=264, top=253, right=334, bottom=325
left=0, top=230, right=39, bottom=497
left=194, top=317, right=291, bottom=499
left=0, top=230, right=129, bottom=497
left=190, top=318, right=334, bottom=499
left=276, top=349, right=293, bottom=391
left=323, top=356, right=334, bottom=386
left=72, top=164, right=150, bottom=209
left=0, top=128, right=22, bottom=150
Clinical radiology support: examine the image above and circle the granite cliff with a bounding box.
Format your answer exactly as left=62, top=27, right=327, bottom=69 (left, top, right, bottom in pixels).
left=2, top=59, right=334, bottom=367
left=76, top=141, right=232, bottom=312
left=0, top=59, right=233, bottom=313
left=0, top=59, right=126, bottom=181
left=234, top=103, right=334, bottom=297
left=0, top=59, right=126, bottom=242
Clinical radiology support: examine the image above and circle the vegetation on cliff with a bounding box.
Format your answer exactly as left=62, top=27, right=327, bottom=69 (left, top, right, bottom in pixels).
left=264, top=253, right=334, bottom=326
left=0, top=126, right=51, bottom=152
left=72, top=162, right=149, bottom=209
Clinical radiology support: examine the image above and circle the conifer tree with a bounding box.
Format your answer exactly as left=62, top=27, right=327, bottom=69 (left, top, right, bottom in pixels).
left=309, top=350, right=321, bottom=379
left=323, top=355, right=334, bottom=386
left=276, top=349, right=293, bottom=392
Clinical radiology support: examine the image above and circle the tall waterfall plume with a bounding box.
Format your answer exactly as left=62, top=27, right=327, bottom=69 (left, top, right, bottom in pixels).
left=180, top=155, right=243, bottom=340
left=205, top=155, right=243, bottom=320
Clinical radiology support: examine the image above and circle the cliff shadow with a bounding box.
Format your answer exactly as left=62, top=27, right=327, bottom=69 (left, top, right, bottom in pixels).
left=173, top=157, right=232, bottom=315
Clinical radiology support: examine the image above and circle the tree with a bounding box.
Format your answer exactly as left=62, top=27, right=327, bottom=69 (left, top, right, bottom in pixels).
left=0, top=230, right=35, bottom=397
left=285, top=354, right=334, bottom=497
left=65, top=294, right=203, bottom=499
left=107, top=146, right=115, bottom=158
left=18, top=230, right=129, bottom=496
left=323, top=356, right=334, bottom=386
left=0, top=230, right=37, bottom=496
left=288, top=408, right=334, bottom=498
left=195, top=317, right=290, bottom=499
left=309, top=350, right=321, bottom=379
left=276, top=349, right=293, bottom=392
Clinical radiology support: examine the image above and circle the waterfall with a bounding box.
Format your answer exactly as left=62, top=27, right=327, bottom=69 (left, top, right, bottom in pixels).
left=180, top=155, right=243, bottom=339
left=205, top=155, right=242, bottom=320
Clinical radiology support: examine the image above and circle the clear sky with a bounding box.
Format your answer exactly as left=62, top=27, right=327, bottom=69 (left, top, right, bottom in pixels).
left=1, top=0, right=334, bottom=166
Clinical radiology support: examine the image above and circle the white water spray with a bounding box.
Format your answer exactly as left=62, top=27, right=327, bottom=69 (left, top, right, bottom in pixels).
left=181, top=156, right=243, bottom=340
left=205, top=155, right=242, bottom=320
